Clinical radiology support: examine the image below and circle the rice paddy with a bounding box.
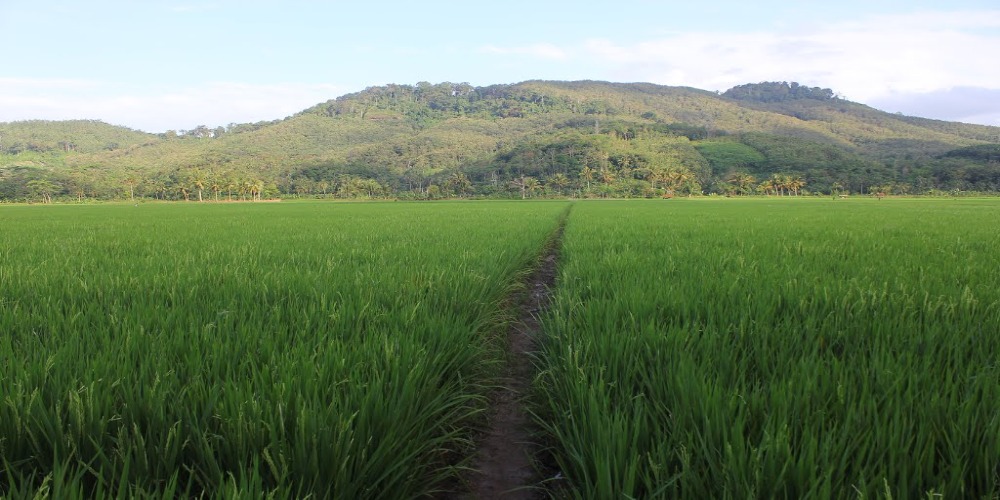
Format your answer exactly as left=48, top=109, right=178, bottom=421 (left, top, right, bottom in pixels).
left=0, top=201, right=567, bottom=498
left=2, top=198, right=999, bottom=498
left=536, top=198, right=1000, bottom=498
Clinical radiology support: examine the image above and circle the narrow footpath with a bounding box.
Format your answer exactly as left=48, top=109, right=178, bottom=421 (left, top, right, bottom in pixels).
left=461, top=215, right=566, bottom=499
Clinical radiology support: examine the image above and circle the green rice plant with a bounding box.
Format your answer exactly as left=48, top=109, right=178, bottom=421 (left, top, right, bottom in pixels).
left=535, top=198, right=1000, bottom=498
left=0, top=200, right=568, bottom=498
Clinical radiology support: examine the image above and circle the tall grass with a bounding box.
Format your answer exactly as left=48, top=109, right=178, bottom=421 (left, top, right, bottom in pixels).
left=535, top=198, right=1000, bottom=498
left=0, top=201, right=567, bottom=498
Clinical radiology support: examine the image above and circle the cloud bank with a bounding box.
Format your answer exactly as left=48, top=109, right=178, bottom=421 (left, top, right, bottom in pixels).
left=0, top=79, right=344, bottom=133
left=487, top=9, right=1000, bottom=125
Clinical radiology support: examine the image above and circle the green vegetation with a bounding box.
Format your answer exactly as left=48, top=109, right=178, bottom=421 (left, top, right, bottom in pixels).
left=0, top=201, right=568, bottom=497
left=3, top=198, right=1000, bottom=497
left=535, top=198, right=1000, bottom=497
left=3, top=81, right=1000, bottom=203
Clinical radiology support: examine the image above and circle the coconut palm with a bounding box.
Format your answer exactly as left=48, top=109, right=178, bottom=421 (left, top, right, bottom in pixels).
left=210, top=177, right=222, bottom=202
left=787, top=176, right=806, bottom=196
left=768, top=174, right=788, bottom=196
left=547, top=172, right=570, bottom=195
left=191, top=170, right=206, bottom=202
left=727, top=172, right=756, bottom=196
left=579, top=166, right=595, bottom=191
left=523, top=176, right=541, bottom=198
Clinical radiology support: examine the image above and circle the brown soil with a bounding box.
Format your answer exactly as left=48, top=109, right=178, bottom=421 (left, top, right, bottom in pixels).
left=457, top=220, right=564, bottom=499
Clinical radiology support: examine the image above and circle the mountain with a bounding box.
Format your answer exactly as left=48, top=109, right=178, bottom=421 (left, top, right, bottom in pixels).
left=2, top=80, right=999, bottom=201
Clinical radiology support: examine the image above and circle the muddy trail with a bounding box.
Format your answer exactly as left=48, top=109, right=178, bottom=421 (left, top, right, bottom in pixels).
left=458, top=216, right=566, bottom=499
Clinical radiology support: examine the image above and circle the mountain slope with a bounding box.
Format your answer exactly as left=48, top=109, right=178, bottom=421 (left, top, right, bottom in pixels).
left=2, top=80, right=999, bottom=201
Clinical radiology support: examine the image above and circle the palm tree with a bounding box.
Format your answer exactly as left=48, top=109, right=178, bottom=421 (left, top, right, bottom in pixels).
left=768, top=174, right=787, bottom=196
left=210, top=177, right=222, bottom=202
left=663, top=168, right=695, bottom=196
left=239, top=179, right=251, bottom=201
left=191, top=171, right=206, bottom=202
left=547, top=173, right=570, bottom=195
left=252, top=179, right=264, bottom=201
left=123, top=175, right=139, bottom=202
left=579, top=166, right=595, bottom=191
left=523, top=176, right=541, bottom=198
left=831, top=182, right=845, bottom=198
left=225, top=175, right=237, bottom=201
left=787, top=176, right=805, bottom=196
left=647, top=167, right=665, bottom=190
left=727, top=172, right=756, bottom=196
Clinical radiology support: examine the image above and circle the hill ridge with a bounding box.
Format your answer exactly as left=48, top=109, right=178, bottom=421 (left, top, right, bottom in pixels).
left=2, top=80, right=999, bottom=201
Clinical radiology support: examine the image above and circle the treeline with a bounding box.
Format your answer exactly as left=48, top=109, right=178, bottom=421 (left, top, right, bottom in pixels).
left=5, top=127, right=998, bottom=203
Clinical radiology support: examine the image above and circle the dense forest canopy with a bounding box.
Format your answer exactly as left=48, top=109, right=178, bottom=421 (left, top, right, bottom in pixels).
left=2, top=80, right=999, bottom=202
left=722, top=81, right=837, bottom=102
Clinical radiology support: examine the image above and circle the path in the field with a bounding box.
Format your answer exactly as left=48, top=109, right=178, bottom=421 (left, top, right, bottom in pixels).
left=462, top=218, right=565, bottom=499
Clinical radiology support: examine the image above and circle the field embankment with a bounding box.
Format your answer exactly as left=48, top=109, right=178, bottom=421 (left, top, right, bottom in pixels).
left=464, top=204, right=570, bottom=499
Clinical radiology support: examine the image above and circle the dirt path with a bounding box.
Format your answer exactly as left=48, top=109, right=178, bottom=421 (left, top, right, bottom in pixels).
left=460, top=219, right=565, bottom=499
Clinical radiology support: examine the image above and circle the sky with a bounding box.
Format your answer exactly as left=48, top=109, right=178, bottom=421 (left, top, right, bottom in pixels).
left=2, top=0, right=999, bottom=133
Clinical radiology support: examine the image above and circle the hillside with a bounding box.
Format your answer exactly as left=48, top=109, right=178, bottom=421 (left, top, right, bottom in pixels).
left=2, top=81, right=999, bottom=201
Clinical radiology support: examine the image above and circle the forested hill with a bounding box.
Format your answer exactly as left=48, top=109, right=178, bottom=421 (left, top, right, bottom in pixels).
left=3, top=80, right=1000, bottom=202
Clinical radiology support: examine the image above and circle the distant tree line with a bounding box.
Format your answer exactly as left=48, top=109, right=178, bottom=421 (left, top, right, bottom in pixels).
left=4, top=126, right=998, bottom=203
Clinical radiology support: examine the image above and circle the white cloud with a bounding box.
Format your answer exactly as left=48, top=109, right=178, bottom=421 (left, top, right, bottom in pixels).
left=0, top=80, right=345, bottom=132
left=571, top=9, right=1000, bottom=123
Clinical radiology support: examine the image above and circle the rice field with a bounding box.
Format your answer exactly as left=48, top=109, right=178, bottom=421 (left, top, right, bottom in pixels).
left=536, top=198, right=1000, bottom=498
left=2, top=198, right=1000, bottom=498
left=0, top=200, right=568, bottom=498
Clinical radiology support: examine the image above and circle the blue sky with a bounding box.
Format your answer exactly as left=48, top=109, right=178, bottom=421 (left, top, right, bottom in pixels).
left=2, top=0, right=999, bottom=132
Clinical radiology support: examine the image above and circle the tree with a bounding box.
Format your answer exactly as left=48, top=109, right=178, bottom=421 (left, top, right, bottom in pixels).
left=225, top=174, right=238, bottom=201
left=579, top=166, right=595, bottom=192
left=251, top=178, right=264, bottom=201
left=509, top=175, right=540, bottom=199
left=510, top=175, right=528, bottom=199
left=445, top=171, right=472, bottom=198
left=769, top=174, right=787, bottom=196
left=547, top=172, right=570, bottom=195
left=190, top=170, right=206, bottom=202
left=787, top=176, right=805, bottom=196
left=210, top=176, right=222, bottom=202
left=523, top=176, right=541, bottom=198
left=123, top=174, right=140, bottom=202
left=26, top=179, right=60, bottom=203
left=726, top=172, right=756, bottom=196
left=663, top=168, right=695, bottom=196
left=831, top=181, right=845, bottom=198
left=600, top=168, right=615, bottom=186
